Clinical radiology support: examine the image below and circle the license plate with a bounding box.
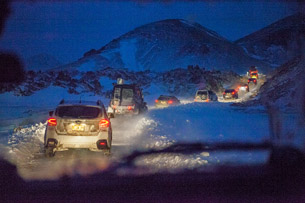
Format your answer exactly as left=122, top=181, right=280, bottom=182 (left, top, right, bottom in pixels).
left=72, top=124, right=85, bottom=131
left=161, top=101, right=166, bottom=104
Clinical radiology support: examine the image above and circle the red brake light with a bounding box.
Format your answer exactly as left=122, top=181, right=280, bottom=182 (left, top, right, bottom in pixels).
left=254, top=79, right=257, bottom=82
left=155, top=99, right=158, bottom=103
left=168, top=100, right=173, bottom=104
left=47, top=118, right=57, bottom=126
left=223, top=92, right=225, bottom=95
left=232, top=91, right=236, bottom=95
left=128, top=106, right=134, bottom=110
left=99, top=119, right=110, bottom=128
left=99, top=142, right=106, bottom=146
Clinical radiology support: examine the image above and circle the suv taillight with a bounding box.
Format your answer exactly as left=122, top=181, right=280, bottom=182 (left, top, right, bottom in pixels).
left=99, top=119, right=110, bottom=129
left=47, top=118, right=57, bottom=126
left=128, top=105, right=135, bottom=110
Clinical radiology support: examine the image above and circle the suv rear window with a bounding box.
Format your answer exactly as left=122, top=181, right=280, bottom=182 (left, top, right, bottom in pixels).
left=197, top=91, right=207, bottom=95
left=122, top=88, right=133, bottom=100
left=56, top=106, right=101, bottom=118
left=158, top=96, right=170, bottom=101
left=114, top=87, right=121, bottom=100
left=225, top=89, right=235, bottom=93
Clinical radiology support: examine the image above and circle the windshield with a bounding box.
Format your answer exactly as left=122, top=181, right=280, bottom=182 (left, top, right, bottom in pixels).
left=0, top=1, right=304, bottom=199
left=56, top=106, right=101, bottom=118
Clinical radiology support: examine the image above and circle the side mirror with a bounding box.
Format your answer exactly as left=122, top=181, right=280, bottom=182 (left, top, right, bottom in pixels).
left=49, top=111, right=54, bottom=117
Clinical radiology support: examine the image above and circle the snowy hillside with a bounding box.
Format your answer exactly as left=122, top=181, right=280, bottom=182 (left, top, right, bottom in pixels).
left=236, top=13, right=305, bottom=67
left=0, top=65, right=240, bottom=99
left=243, top=56, right=305, bottom=109
left=62, top=19, right=270, bottom=74
left=25, top=54, right=62, bottom=71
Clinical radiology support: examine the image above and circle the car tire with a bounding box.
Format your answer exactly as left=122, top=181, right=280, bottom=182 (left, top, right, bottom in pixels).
left=104, top=147, right=111, bottom=156
left=45, top=147, right=55, bottom=158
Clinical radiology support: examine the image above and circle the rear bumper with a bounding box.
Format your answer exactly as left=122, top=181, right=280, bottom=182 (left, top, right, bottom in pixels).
left=45, top=130, right=110, bottom=151
left=223, top=95, right=237, bottom=99
left=194, top=99, right=210, bottom=102
left=155, top=103, right=169, bottom=108
left=109, top=106, right=138, bottom=115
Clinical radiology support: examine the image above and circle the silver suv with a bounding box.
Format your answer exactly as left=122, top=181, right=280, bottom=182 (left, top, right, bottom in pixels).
left=194, top=90, right=218, bottom=102
left=44, top=100, right=112, bottom=157
left=107, top=83, right=147, bottom=118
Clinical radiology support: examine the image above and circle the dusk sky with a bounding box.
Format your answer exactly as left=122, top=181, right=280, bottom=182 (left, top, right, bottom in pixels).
left=0, top=1, right=300, bottom=64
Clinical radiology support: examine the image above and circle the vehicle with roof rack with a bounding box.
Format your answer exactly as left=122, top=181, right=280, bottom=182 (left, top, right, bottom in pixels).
left=194, top=90, right=218, bottom=102
left=107, top=78, right=147, bottom=118
left=44, top=99, right=112, bottom=157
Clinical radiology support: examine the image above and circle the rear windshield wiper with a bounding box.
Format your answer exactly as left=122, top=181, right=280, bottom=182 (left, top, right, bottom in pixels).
left=78, top=116, right=95, bottom=119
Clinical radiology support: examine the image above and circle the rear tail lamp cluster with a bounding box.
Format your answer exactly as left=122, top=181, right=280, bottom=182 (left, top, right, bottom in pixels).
left=155, top=99, right=159, bottom=103
left=168, top=100, right=173, bottom=104
left=96, top=140, right=108, bottom=149
left=232, top=91, right=236, bottom=95
left=222, top=92, right=226, bottom=95
left=99, top=119, right=110, bottom=129
left=127, top=105, right=135, bottom=110
left=47, top=118, right=57, bottom=126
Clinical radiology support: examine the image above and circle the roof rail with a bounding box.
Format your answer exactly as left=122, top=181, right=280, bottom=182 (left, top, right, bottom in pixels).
left=59, top=99, right=64, bottom=104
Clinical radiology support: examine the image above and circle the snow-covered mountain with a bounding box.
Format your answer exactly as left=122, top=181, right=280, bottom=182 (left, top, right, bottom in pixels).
left=25, top=54, right=62, bottom=71
left=62, top=19, right=270, bottom=74
left=236, top=13, right=305, bottom=67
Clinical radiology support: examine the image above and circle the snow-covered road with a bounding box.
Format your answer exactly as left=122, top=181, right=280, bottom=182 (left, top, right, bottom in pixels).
left=0, top=102, right=271, bottom=180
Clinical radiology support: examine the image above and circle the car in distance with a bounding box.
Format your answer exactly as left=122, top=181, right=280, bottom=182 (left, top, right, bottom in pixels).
left=248, top=78, right=258, bottom=85
left=250, top=72, right=259, bottom=79
left=237, top=84, right=249, bottom=92
left=107, top=79, right=147, bottom=118
left=223, top=89, right=238, bottom=100
left=155, top=95, right=180, bottom=108
left=248, top=65, right=258, bottom=76
left=194, top=90, right=218, bottom=102
left=44, top=100, right=112, bottom=157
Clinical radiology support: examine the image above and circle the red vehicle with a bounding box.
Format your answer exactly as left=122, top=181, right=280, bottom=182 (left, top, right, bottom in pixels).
left=248, top=66, right=258, bottom=77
